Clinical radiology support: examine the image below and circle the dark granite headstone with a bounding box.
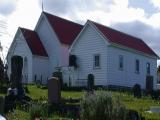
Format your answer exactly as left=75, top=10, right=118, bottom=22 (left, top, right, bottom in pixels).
left=87, top=74, right=94, bottom=92
left=10, top=56, right=23, bottom=96
left=48, top=77, right=61, bottom=103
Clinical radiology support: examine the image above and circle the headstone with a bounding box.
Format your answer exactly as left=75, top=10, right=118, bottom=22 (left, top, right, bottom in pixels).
left=87, top=74, right=94, bottom=92
left=146, top=75, right=153, bottom=94
left=11, top=56, right=23, bottom=92
left=5, top=92, right=16, bottom=113
left=48, top=77, right=61, bottom=103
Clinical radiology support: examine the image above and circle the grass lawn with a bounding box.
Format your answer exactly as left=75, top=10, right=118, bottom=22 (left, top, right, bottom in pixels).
left=113, top=92, right=160, bottom=119
left=27, top=85, right=84, bottom=99
left=0, top=93, right=5, bottom=97
left=3, top=85, right=160, bottom=119
left=26, top=85, right=48, bottom=99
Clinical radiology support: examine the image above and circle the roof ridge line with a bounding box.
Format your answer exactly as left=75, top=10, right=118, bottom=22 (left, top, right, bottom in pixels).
left=90, top=20, right=144, bottom=42
left=43, top=11, right=83, bottom=27
left=89, top=20, right=159, bottom=58
left=19, top=27, right=34, bottom=32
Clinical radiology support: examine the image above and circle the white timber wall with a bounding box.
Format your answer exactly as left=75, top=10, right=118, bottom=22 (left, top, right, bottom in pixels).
left=60, top=45, right=70, bottom=85
left=32, top=56, right=49, bottom=84
left=107, top=45, right=157, bottom=89
left=70, top=24, right=108, bottom=86
left=7, top=30, right=33, bottom=83
left=60, top=44, right=69, bottom=67
left=35, top=16, right=61, bottom=77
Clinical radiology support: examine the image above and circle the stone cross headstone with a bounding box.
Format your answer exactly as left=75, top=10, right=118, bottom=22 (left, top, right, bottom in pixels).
left=48, top=77, right=61, bottom=103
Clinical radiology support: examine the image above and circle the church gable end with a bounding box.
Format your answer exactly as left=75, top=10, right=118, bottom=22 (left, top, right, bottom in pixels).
left=20, top=27, right=48, bottom=57
left=43, top=12, right=83, bottom=45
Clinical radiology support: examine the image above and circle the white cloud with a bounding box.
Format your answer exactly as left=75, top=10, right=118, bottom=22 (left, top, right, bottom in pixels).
left=42, top=0, right=146, bottom=25
left=150, top=0, right=160, bottom=9
left=8, top=0, right=41, bottom=31
left=147, top=12, right=160, bottom=28
left=111, top=21, right=160, bottom=57
left=0, top=0, right=41, bottom=60
left=0, top=0, right=18, bottom=16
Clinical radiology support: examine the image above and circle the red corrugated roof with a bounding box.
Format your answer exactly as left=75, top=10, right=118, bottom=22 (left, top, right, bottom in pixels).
left=44, top=12, right=83, bottom=45
left=20, top=27, right=48, bottom=57
left=92, top=21, right=158, bottom=57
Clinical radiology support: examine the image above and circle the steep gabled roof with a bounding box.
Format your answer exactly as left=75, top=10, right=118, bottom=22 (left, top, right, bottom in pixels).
left=20, top=27, right=48, bottom=57
left=91, top=21, right=158, bottom=58
left=44, top=12, right=83, bottom=45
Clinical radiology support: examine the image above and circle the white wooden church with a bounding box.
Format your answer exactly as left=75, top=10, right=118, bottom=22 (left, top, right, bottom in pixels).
left=7, top=12, right=159, bottom=90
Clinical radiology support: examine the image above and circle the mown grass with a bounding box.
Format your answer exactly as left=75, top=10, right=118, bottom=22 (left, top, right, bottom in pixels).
left=3, top=85, right=160, bottom=119
left=27, top=85, right=84, bottom=99
left=6, top=110, right=29, bottom=120
left=26, top=85, right=48, bottom=99
left=6, top=110, right=73, bottom=120
left=114, top=92, right=160, bottom=119
left=0, top=93, right=5, bottom=97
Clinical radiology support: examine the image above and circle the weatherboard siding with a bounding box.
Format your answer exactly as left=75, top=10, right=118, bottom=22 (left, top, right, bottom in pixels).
left=107, top=45, right=157, bottom=89
left=70, top=22, right=157, bottom=89
left=36, top=16, right=61, bottom=77
left=71, top=24, right=108, bottom=86
left=7, top=31, right=33, bottom=83
left=33, top=56, right=49, bottom=84
left=60, top=44, right=69, bottom=67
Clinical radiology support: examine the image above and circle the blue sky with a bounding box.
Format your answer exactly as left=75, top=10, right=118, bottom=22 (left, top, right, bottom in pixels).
left=0, top=0, right=160, bottom=65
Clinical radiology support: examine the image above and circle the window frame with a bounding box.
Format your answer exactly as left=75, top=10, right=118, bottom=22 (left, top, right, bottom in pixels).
left=93, top=54, right=101, bottom=69
left=135, top=59, right=140, bottom=74
left=119, top=55, right=124, bottom=71
left=146, top=62, right=150, bottom=75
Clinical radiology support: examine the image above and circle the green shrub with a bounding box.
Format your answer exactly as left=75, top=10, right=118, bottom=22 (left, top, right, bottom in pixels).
left=36, top=80, right=42, bottom=88
left=6, top=110, right=29, bottom=120
left=80, top=91, right=128, bottom=120
left=133, top=84, right=142, bottom=98
left=151, top=90, right=160, bottom=100
left=24, top=86, right=29, bottom=93
left=29, top=102, right=48, bottom=120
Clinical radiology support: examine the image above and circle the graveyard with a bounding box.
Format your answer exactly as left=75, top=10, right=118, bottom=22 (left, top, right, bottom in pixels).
left=0, top=83, right=160, bottom=120
left=0, top=61, right=160, bottom=119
